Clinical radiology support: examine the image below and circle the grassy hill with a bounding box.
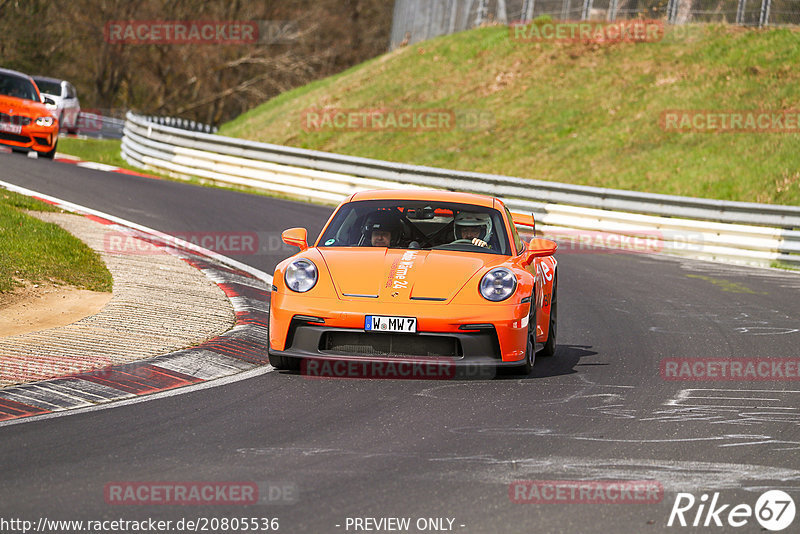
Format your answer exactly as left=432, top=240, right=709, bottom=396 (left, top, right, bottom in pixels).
left=219, top=23, right=800, bottom=205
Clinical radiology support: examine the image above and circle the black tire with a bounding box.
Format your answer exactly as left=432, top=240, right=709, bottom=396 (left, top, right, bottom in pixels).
left=538, top=276, right=557, bottom=357
left=268, top=352, right=286, bottom=369
left=268, top=352, right=300, bottom=371
left=511, top=321, right=535, bottom=375
left=40, top=141, right=57, bottom=160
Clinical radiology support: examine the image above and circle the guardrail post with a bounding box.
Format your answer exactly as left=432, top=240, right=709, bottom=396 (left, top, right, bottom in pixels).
left=522, top=0, right=535, bottom=21
left=581, top=0, right=593, bottom=20
left=758, top=0, right=771, bottom=26
left=736, top=0, right=747, bottom=24
left=475, top=0, right=488, bottom=26
left=607, top=0, right=618, bottom=20
left=666, top=0, right=678, bottom=23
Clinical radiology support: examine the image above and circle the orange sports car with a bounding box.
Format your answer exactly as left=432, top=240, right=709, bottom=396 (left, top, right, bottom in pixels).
left=269, top=190, right=558, bottom=376
left=0, top=68, right=59, bottom=158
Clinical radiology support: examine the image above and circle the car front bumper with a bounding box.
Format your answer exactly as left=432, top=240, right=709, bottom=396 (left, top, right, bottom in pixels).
left=268, top=291, right=532, bottom=367
left=0, top=123, right=57, bottom=152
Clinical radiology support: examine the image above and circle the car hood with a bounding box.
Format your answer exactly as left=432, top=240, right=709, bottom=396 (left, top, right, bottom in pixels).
left=317, top=248, right=494, bottom=302
left=0, top=95, right=49, bottom=117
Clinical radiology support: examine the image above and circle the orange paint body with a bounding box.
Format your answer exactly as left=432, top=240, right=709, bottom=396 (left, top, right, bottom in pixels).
left=269, top=190, right=557, bottom=366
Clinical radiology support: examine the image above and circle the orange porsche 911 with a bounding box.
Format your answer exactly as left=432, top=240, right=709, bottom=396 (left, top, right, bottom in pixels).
left=269, top=190, right=558, bottom=376
left=0, top=68, right=59, bottom=158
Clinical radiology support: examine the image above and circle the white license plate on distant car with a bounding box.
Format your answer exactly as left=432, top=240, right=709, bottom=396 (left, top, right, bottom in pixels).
left=0, top=123, right=22, bottom=134
left=365, top=315, right=417, bottom=333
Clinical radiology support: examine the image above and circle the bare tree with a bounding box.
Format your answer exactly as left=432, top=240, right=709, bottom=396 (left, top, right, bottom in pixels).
left=0, top=0, right=393, bottom=124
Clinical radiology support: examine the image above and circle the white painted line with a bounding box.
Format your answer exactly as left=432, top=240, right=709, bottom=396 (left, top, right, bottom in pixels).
left=0, top=181, right=278, bottom=426
left=0, top=179, right=273, bottom=285
left=0, top=363, right=275, bottom=428
left=152, top=349, right=256, bottom=380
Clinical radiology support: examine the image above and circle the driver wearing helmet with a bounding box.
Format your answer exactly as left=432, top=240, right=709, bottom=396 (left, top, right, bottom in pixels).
left=453, top=211, right=492, bottom=248
left=362, top=210, right=403, bottom=247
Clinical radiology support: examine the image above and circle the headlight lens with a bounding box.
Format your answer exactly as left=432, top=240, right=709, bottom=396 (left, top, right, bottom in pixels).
left=479, top=268, right=517, bottom=302
left=284, top=259, right=318, bottom=293
left=36, top=116, right=54, bottom=127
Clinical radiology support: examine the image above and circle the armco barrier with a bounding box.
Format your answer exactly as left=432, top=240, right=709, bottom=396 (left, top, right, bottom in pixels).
left=121, top=112, right=800, bottom=268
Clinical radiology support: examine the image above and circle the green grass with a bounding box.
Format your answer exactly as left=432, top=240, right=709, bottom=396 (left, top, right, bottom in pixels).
left=218, top=24, right=800, bottom=205
left=0, top=190, right=113, bottom=293
left=58, top=138, right=130, bottom=168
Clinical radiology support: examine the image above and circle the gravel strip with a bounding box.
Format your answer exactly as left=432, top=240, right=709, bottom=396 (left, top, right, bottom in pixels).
left=0, top=213, right=236, bottom=387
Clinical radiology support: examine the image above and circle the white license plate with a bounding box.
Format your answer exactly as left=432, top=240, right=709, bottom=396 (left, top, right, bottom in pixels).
left=364, top=315, right=417, bottom=333
left=0, top=123, right=22, bottom=134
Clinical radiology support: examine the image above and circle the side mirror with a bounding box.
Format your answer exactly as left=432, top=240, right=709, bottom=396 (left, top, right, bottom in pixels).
left=43, top=97, right=56, bottom=106
left=281, top=227, right=308, bottom=251
left=521, top=238, right=557, bottom=265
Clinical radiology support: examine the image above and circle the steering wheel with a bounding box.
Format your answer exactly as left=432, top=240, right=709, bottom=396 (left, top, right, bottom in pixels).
left=451, top=239, right=476, bottom=245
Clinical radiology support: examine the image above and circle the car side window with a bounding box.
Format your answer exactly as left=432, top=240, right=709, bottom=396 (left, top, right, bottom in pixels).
left=504, top=207, right=525, bottom=255
left=66, top=83, right=76, bottom=99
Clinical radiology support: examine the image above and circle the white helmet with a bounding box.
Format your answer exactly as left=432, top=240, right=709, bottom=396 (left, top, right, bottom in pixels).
left=454, top=212, right=492, bottom=242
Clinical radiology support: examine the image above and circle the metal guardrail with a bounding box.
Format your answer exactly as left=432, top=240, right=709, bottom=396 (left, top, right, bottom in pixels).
left=121, top=112, right=800, bottom=268
left=75, top=112, right=126, bottom=139
left=141, top=115, right=218, bottom=134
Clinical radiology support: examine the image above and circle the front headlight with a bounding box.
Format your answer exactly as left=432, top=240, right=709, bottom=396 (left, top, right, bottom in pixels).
left=284, top=259, right=318, bottom=293
left=36, top=116, right=54, bottom=127
left=479, top=267, right=517, bottom=302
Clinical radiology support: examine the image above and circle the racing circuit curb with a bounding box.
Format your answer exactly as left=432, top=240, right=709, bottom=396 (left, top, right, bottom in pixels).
left=54, top=153, right=164, bottom=179
left=0, top=182, right=274, bottom=423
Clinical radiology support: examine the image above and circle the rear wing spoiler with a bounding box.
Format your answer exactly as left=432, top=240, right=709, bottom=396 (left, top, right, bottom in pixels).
left=511, top=212, right=535, bottom=232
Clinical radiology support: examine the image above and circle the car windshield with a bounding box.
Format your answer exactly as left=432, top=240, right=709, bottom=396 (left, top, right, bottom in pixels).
left=33, top=79, right=61, bottom=96
left=318, top=200, right=511, bottom=255
left=0, top=73, right=39, bottom=101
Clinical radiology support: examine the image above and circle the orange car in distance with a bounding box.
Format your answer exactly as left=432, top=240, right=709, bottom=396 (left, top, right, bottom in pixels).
left=269, top=190, right=558, bottom=377
left=0, top=68, right=59, bottom=158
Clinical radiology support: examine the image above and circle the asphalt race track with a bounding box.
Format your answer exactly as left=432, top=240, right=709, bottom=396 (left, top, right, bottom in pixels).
left=2, top=152, right=799, bottom=533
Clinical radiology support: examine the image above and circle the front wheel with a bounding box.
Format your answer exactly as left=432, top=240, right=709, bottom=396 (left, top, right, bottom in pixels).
left=538, top=276, right=557, bottom=357
left=268, top=351, right=300, bottom=371
left=511, top=323, right=534, bottom=375
left=268, top=352, right=286, bottom=369
left=40, top=142, right=57, bottom=160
